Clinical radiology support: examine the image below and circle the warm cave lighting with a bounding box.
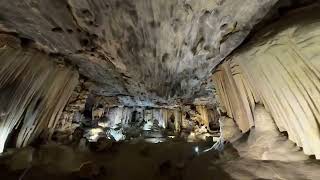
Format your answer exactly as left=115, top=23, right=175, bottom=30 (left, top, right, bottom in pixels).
left=194, top=146, right=200, bottom=155
left=0, top=130, right=6, bottom=153
left=98, top=121, right=108, bottom=128
left=144, top=138, right=166, bottom=144
left=87, top=128, right=104, bottom=142
left=143, top=121, right=153, bottom=130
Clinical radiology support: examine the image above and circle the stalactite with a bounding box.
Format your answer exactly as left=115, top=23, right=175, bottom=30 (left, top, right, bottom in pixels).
left=83, top=104, right=215, bottom=142
left=212, top=6, right=320, bottom=158
left=104, top=107, right=170, bottom=129
left=212, top=62, right=255, bottom=132
left=0, top=45, right=78, bottom=152
left=105, top=107, right=128, bottom=127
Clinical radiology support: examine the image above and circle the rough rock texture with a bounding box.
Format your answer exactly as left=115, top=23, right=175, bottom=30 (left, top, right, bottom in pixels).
left=0, top=0, right=278, bottom=105
left=55, top=79, right=90, bottom=132
left=213, top=4, right=320, bottom=158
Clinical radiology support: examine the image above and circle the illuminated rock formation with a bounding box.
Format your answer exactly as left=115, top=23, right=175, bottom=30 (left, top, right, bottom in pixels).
left=213, top=4, right=320, bottom=158
left=0, top=37, right=78, bottom=152
left=1, top=1, right=320, bottom=179
left=234, top=105, right=308, bottom=161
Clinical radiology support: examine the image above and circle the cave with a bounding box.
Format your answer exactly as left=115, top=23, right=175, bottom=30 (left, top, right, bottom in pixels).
left=0, top=0, right=320, bottom=179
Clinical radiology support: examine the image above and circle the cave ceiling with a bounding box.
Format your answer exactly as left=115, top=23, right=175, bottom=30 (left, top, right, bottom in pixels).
left=0, top=0, right=279, bottom=106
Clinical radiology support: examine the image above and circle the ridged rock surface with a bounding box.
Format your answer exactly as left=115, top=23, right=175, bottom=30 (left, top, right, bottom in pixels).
left=213, top=5, right=320, bottom=158
left=0, top=0, right=277, bottom=105
left=0, top=44, right=78, bottom=153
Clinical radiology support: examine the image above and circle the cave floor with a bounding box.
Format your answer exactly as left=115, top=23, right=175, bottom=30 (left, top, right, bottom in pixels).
left=1, top=140, right=320, bottom=180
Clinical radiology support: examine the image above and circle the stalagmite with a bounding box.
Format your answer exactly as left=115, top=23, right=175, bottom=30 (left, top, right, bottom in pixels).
left=234, top=105, right=308, bottom=161
left=0, top=44, right=78, bottom=152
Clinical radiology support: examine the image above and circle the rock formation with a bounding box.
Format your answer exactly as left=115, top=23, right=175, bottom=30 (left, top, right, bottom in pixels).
left=1, top=1, right=320, bottom=179
left=0, top=0, right=277, bottom=105
left=213, top=4, right=320, bottom=158
left=0, top=38, right=78, bottom=152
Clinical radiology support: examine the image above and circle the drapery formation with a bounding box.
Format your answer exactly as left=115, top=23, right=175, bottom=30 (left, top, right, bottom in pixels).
left=213, top=6, right=320, bottom=158
left=0, top=45, right=79, bottom=153
left=212, top=61, right=255, bottom=132
left=102, top=107, right=177, bottom=130
left=90, top=105, right=215, bottom=131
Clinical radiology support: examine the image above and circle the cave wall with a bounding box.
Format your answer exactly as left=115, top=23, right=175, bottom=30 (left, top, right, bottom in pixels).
left=82, top=104, right=218, bottom=142
left=0, top=37, right=79, bottom=152
left=99, top=105, right=215, bottom=131
left=97, top=107, right=176, bottom=130
left=213, top=5, right=320, bottom=158
left=0, top=0, right=278, bottom=104
left=55, top=79, right=89, bottom=133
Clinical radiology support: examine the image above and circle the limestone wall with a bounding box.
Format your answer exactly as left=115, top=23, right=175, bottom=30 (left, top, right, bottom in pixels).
left=213, top=5, right=320, bottom=158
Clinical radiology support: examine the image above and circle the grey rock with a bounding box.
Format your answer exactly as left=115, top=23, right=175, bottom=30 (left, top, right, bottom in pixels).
left=0, top=0, right=278, bottom=105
